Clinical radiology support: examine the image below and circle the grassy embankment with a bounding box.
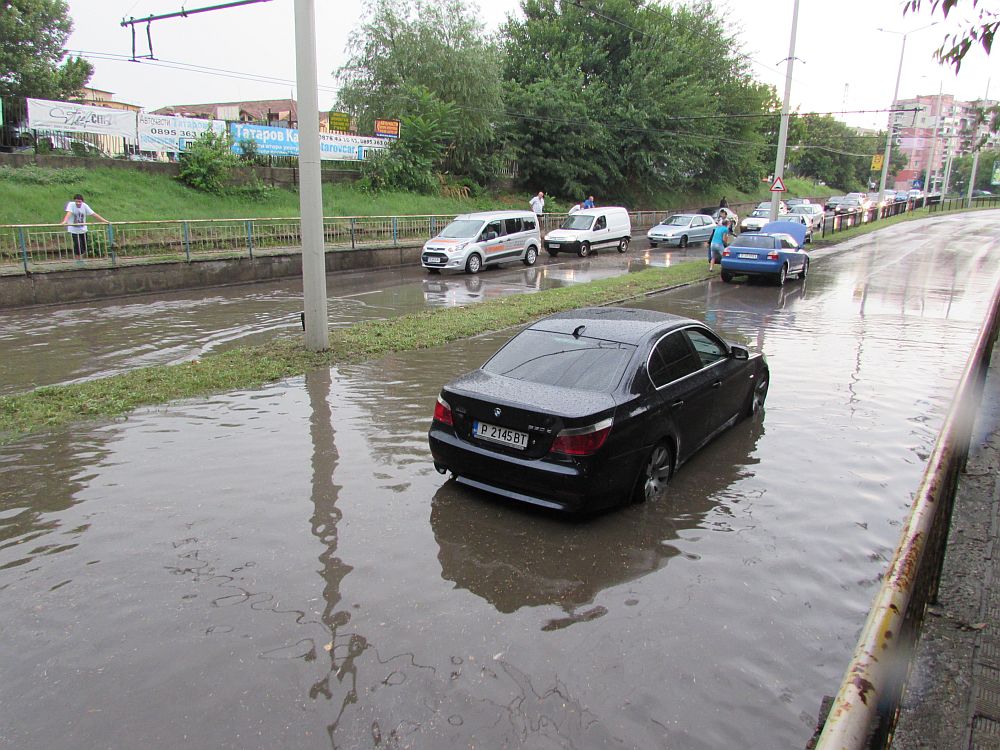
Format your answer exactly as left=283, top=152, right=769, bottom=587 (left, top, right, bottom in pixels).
left=0, top=260, right=710, bottom=442
left=0, top=163, right=833, bottom=225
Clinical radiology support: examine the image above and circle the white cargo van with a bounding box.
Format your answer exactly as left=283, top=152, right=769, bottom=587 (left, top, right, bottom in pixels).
left=421, top=210, right=541, bottom=274
left=543, top=207, right=632, bottom=257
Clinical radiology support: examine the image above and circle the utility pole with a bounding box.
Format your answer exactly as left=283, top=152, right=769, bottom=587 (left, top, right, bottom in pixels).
left=923, top=81, right=943, bottom=196
left=966, top=78, right=991, bottom=208
left=770, top=0, right=800, bottom=224
left=294, top=0, right=329, bottom=351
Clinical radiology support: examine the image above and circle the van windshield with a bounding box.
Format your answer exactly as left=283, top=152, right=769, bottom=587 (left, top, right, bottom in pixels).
left=438, top=219, right=484, bottom=239
left=560, top=215, right=595, bottom=230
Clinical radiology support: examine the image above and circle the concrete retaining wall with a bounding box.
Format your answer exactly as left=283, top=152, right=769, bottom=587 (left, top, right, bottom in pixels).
left=0, top=244, right=423, bottom=308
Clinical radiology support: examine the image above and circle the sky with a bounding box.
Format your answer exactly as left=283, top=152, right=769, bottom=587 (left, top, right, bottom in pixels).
left=66, top=0, right=997, bottom=131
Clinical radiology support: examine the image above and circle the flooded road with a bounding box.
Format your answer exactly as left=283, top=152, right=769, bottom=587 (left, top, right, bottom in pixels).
left=0, top=240, right=701, bottom=394
left=1, top=212, right=998, bottom=748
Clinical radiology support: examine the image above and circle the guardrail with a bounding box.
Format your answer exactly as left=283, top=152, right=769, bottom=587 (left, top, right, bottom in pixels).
left=812, top=280, right=1000, bottom=749
left=0, top=210, right=668, bottom=275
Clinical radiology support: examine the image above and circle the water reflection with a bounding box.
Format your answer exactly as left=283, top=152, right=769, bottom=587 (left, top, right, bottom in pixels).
left=431, top=415, right=765, bottom=623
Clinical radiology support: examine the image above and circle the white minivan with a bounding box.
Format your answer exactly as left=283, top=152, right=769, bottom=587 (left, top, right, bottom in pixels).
left=543, top=207, right=632, bottom=257
left=421, top=210, right=540, bottom=274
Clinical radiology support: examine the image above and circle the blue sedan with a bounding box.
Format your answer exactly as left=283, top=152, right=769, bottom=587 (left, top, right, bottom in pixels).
left=720, top=221, right=809, bottom=286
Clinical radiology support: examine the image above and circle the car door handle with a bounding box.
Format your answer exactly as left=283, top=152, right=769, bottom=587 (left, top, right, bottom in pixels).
left=671, top=400, right=684, bottom=409
left=711, top=381, right=722, bottom=389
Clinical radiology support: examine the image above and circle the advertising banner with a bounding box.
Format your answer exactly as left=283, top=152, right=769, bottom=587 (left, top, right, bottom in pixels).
left=992, top=159, right=1000, bottom=187
left=374, top=118, right=401, bottom=139
left=27, top=98, right=137, bottom=140
left=138, top=113, right=225, bottom=152
left=230, top=123, right=391, bottom=161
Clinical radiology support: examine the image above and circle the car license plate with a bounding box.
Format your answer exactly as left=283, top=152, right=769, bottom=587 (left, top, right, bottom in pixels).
left=428, top=257, right=443, bottom=264
left=738, top=253, right=757, bottom=259
left=549, top=243, right=560, bottom=249
left=473, top=420, right=528, bottom=450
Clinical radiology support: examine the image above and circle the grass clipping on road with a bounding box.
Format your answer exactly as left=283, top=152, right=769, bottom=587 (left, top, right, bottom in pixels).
left=0, top=261, right=708, bottom=441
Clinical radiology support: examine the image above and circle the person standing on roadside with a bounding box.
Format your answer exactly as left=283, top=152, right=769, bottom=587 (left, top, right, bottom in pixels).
left=708, top=217, right=731, bottom=272
left=719, top=196, right=728, bottom=209
left=530, top=191, right=545, bottom=227
left=582, top=195, right=595, bottom=209
left=61, top=193, right=109, bottom=261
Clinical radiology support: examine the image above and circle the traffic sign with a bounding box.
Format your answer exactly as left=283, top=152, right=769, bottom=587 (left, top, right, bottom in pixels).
left=770, top=176, right=786, bottom=192
left=870, top=154, right=884, bottom=170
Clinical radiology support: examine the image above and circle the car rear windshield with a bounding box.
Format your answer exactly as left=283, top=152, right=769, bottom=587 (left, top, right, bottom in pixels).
left=483, top=330, right=635, bottom=392
left=438, top=219, right=484, bottom=239
left=731, top=235, right=775, bottom=249
left=560, top=215, right=596, bottom=230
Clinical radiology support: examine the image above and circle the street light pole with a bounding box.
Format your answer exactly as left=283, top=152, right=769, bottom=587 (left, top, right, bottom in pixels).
left=922, top=80, right=943, bottom=196
left=770, top=0, right=800, bottom=224
left=966, top=78, right=991, bottom=207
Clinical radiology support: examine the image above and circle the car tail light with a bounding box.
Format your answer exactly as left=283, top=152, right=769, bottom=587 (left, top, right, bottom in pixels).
left=722, top=248, right=731, bottom=257
left=433, top=395, right=453, bottom=426
left=550, top=418, right=613, bottom=456
left=767, top=250, right=779, bottom=260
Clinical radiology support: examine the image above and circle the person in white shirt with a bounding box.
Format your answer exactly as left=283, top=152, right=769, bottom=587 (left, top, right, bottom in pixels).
left=61, top=194, right=109, bottom=260
left=529, top=191, right=544, bottom=221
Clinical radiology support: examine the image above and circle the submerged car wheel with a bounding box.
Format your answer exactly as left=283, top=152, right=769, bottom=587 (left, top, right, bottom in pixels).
left=465, top=254, right=483, bottom=274
left=618, top=236, right=630, bottom=253
left=679, top=235, right=689, bottom=248
left=799, top=258, right=809, bottom=280
left=427, top=268, right=441, bottom=274
left=746, top=372, right=769, bottom=417
left=649, top=241, right=658, bottom=248
left=547, top=249, right=559, bottom=257
left=578, top=241, right=591, bottom=258
left=633, top=442, right=673, bottom=504
left=721, top=270, right=734, bottom=283
left=775, top=264, right=787, bottom=286
left=523, top=245, right=538, bottom=266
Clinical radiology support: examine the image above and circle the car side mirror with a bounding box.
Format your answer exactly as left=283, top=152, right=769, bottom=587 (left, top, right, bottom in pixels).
left=730, top=345, right=749, bottom=360
left=485, top=231, right=498, bottom=241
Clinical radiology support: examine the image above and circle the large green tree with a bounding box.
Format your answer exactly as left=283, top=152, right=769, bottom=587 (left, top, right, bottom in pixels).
left=0, top=0, right=93, bottom=100
left=335, top=0, right=504, bottom=182
left=787, top=116, right=905, bottom=191
left=500, top=0, right=773, bottom=199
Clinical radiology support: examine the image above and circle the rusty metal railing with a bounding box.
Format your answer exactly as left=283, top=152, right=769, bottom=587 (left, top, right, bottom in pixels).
left=813, top=280, right=1000, bottom=749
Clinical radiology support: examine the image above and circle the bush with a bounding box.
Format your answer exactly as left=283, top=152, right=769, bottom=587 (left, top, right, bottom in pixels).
left=227, top=177, right=275, bottom=202
left=0, top=165, right=88, bottom=185
left=178, top=130, right=239, bottom=193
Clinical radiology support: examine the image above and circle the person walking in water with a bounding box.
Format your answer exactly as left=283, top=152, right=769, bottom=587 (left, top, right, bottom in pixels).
left=708, top=216, right=731, bottom=272
left=61, top=193, right=109, bottom=261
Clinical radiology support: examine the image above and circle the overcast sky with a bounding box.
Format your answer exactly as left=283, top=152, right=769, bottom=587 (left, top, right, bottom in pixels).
left=67, top=0, right=995, bottom=130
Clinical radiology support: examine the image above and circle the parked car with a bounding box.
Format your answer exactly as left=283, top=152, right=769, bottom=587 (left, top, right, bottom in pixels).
left=740, top=208, right=771, bottom=232
left=646, top=213, right=716, bottom=248
left=785, top=197, right=811, bottom=207
left=754, top=200, right=789, bottom=214
left=544, top=207, right=632, bottom=257
left=428, top=306, right=769, bottom=513
left=421, top=210, right=540, bottom=274
left=834, top=197, right=866, bottom=216
left=784, top=212, right=814, bottom=243
left=824, top=196, right=846, bottom=212
left=720, top=221, right=809, bottom=285
left=788, top=204, right=824, bottom=232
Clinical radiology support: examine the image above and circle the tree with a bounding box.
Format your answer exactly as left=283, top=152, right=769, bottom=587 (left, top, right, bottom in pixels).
left=948, top=149, right=999, bottom=193
left=500, top=0, right=774, bottom=199
left=335, top=0, right=504, bottom=181
left=903, top=0, right=997, bottom=72
left=0, top=0, right=93, bottom=100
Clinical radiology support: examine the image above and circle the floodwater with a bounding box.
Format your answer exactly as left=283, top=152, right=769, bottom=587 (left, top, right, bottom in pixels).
left=1, top=213, right=998, bottom=748
left=0, top=240, right=700, bottom=394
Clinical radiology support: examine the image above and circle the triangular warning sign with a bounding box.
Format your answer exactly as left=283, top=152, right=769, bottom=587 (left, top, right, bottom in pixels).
left=770, top=176, right=786, bottom=192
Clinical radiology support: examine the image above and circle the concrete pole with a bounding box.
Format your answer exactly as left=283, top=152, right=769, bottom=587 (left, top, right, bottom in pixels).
left=294, top=0, right=329, bottom=351
left=877, top=34, right=907, bottom=208
left=942, top=142, right=954, bottom=196
left=966, top=78, right=991, bottom=208
left=923, top=81, right=943, bottom=195
left=770, top=0, right=799, bottom=224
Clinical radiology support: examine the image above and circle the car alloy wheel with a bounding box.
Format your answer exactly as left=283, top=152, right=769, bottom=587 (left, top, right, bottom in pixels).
left=465, top=254, right=482, bottom=274
left=523, top=246, right=538, bottom=266
left=578, top=241, right=591, bottom=258
left=776, top=264, right=786, bottom=286
left=679, top=235, right=688, bottom=248
left=747, top=374, right=769, bottom=417
left=634, top=442, right=672, bottom=503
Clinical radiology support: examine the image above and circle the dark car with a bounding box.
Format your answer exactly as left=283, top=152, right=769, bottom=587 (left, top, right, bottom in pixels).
left=428, top=307, right=769, bottom=513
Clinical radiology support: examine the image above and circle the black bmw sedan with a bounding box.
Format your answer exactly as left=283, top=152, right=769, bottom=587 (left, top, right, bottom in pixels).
left=428, top=307, right=769, bottom=513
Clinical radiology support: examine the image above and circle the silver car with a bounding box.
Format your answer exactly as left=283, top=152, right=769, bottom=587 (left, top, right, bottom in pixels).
left=646, top=213, right=716, bottom=248
left=788, top=204, right=824, bottom=231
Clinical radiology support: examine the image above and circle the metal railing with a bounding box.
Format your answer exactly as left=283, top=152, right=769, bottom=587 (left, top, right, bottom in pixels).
left=813, top=281, right=1000, bottom=749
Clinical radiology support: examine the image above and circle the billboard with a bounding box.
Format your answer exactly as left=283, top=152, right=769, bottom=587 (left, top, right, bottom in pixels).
left=138, top=113, right=225, bottom=152
left=229, top=123, right=391, bottom=161
left=27, top=98, right=137, bottom=140
left=374, top=118, right=401, bottom=139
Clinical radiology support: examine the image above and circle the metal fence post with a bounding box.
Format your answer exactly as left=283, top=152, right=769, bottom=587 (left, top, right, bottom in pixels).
left=392, top=216, right=398, bottom=246
left=350, top=217, right=356, bottom=249
left=17, top=227, right=29, bottom=274
left=107, top=223, right=117, bottom=266
left=430, top=217, right=436, bottom=236
left=182, top=221, right=191, bottom=261
left=246, top=220, right=254, bottom=260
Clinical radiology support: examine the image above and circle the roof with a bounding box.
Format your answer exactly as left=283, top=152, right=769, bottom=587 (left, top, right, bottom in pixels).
left=530, top=306, right=695, bottom=345
left=455, top=210, right=536, bottom=220
left=150, top=98, right=299, bottom=122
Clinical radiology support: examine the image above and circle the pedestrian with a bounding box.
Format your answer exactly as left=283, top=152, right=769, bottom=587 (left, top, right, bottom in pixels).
left=61, top=193, right=109, bottom=261
left=719, top=196, right=729, bottom=209
left=717, top=208, right=729, bottom=225
left=708, top=218, right=731, bottom=272
left=569, top=200, right=582, bottom=214
left=529, top=191, right=545, bottom=227
left=582, top=195, right=595, bottom=209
